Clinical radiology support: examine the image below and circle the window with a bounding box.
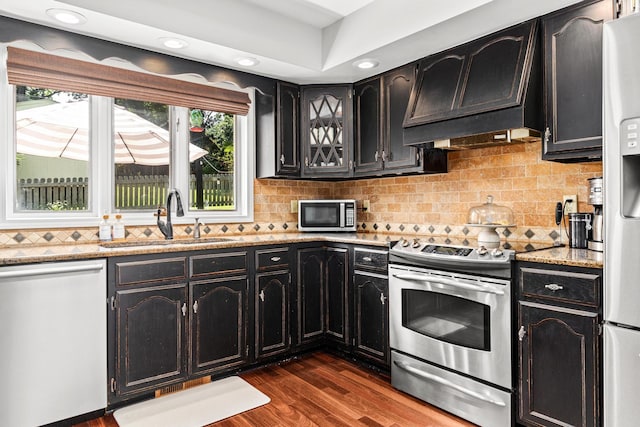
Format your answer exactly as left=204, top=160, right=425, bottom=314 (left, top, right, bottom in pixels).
left=0, top=46, right=254, bottom=229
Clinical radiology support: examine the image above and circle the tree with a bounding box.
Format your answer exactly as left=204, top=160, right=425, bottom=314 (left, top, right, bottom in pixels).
left=191, top=110, right=234, bottom=173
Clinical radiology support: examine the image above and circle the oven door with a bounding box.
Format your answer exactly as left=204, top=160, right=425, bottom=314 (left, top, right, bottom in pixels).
left=389, top=264, right=511, bottom=389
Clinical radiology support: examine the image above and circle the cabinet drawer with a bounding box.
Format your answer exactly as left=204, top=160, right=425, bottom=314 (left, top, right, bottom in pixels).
left=256, top=248, right=290, bottom=271
left=519, top=266, right=601, bottom=308
left=190, top=251, right=247, bottom=278
left=353, top=247, right=388, bottom=272
left=115, top=257, right=187, bottom=286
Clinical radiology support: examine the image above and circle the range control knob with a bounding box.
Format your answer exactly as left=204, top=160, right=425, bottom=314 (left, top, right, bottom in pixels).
left=401, top=239, right=410, bottom=247
left=491, top=248, right=504, bottom=258
left=411, top=238, right=421, bottom=249
left=477, top=246, right=488, bottom=256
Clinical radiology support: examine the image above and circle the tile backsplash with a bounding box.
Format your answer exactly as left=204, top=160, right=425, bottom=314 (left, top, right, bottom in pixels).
left=0, top=141, right=601, bottom=247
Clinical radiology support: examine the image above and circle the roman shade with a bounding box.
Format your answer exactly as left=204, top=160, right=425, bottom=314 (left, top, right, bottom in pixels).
left=6, top=46, right=251, bottom=115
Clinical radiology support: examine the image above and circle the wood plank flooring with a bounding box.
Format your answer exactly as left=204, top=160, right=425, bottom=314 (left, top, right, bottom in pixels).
left=74, top=352, right=474, bottom=427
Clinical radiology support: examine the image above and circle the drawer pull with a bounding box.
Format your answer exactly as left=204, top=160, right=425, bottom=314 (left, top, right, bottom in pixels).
left=270, top=256, right=281, bottom=262
left=362, top=256, right=373, bottom=262
left=545, top=283, right=564, bottom=291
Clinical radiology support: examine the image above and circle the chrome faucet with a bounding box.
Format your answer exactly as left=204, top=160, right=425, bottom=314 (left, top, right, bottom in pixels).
left=157, top=189, right=184, bottom=240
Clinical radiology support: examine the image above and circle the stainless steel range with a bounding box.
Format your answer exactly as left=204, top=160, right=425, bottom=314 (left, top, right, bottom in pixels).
left=389, top=237, right=515, bottom=427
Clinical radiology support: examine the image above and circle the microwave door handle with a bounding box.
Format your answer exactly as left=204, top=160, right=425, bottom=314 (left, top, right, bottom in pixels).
left=393, top=360, right=507, bottom=407
left=391, top=273, right=504, bottom=295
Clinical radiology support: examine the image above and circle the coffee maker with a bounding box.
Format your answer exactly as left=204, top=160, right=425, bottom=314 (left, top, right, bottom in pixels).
left=588, top=176, right=603, bottom=251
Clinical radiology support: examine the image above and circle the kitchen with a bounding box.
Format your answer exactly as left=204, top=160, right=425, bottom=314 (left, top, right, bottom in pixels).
left=0, top=0, right=632, bottom=426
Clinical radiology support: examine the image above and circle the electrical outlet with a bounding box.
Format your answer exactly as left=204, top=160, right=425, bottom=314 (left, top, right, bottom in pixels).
left=363, top=200, right=371, bottom=211
left=563, top=194, right=578, bottom=214
left=290, top=200, right=298, bottom=213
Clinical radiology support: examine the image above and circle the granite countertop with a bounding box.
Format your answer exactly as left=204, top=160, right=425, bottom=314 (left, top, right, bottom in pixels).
left=515, top=245, right=603, bottom=269
left=0, top=232, right=603, bottom=268
left=0, top=233, right=395, bottom=266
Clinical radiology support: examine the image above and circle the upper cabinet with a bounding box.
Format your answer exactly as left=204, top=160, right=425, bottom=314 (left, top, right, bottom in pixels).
left=256, top=82, right=300, bottom=178
left=403, top=21, right=538, bottom=129
left=301, top=85, right=353, bottom=178
left=354, top=64, right=444, bottom=177
left=541, top=0, right=615, bottom=162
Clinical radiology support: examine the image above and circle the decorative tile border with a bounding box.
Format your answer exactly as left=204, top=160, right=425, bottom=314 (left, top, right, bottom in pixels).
left=0, top=221, right=561, bottom=247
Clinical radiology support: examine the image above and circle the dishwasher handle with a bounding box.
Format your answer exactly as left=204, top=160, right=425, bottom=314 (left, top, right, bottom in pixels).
left=391, top=273, right=504, bottom=295
left=394, top=360, right=507, bottom=407
left=0, top=263, right=105, bottom=279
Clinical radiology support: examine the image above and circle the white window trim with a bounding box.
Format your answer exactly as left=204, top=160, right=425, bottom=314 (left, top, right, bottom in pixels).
left=0, top=45, right=255, bottom=229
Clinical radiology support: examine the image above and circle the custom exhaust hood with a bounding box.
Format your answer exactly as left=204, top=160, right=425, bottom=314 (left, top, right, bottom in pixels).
left=402, top=20, right=542, bottom=149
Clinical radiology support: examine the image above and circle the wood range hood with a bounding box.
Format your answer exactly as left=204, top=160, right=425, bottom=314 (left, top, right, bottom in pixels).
left=402, top=20, right=543, bottom=150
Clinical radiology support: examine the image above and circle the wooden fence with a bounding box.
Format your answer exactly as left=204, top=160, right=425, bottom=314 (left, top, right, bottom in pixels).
left=17, top=174, right=234, bottom=210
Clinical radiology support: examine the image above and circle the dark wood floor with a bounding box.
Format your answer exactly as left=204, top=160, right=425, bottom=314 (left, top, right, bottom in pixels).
left=75, top=352, right=474, bottom=427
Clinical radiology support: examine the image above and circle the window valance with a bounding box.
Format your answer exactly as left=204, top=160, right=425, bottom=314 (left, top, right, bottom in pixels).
left=6, top=47, right=251, bottom=115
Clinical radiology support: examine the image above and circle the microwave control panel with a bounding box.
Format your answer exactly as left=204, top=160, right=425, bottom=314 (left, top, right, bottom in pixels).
left=345, top=202, right=355, bottom=227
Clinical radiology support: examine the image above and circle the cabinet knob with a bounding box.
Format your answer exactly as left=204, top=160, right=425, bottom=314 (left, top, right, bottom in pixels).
left=270, top=256, right=281, bottom=262
left=305, top=157, right=309, bottom=167
left=544, top=127, right=551, bottom=144
left=382, top=150, right=388, bottom=162
left=380, top=292, right=386, bottom=305
left=259, top=290, right=265, bottom=302
left=544, top=283, right=564, bottom=291
left=375, top=151, right=379, bottom=161
left=181, top=302, right=187, bottom=317
left=518, top=325, right=527, bottom=341
left=280, top=154, right=285, bottom=165
left=193, top=300, right=198, bottom=314
left=362, top=256, right=373, bottom=262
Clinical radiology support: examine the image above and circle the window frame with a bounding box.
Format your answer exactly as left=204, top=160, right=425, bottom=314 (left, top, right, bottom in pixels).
left=0, top=46, right=254, bottom=229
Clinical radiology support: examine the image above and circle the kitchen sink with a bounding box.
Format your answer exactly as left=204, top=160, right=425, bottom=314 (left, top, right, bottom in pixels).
left=99, top=237, right=236, bottom=248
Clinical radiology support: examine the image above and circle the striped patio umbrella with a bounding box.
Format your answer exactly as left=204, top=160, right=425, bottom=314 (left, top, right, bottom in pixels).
left=16, top=100, right=208, bottom=165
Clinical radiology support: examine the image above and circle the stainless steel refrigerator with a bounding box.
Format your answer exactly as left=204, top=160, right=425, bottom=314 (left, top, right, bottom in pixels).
left=603, top=12, right=640, bottom=427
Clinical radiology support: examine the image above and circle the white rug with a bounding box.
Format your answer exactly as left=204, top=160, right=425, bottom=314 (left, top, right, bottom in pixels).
left=113, top=376, right=270, bottom=427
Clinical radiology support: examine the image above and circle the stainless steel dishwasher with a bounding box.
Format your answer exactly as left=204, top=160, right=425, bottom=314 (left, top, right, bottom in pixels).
left=0, top=259, right=107, bottom=427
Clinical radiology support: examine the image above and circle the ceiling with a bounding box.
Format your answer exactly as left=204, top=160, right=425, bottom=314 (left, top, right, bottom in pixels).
left=0, top=0, right=583, bottom=84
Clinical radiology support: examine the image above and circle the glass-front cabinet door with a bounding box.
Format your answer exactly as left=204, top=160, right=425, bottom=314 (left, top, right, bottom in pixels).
left=301, top=85, right=352, bottom=177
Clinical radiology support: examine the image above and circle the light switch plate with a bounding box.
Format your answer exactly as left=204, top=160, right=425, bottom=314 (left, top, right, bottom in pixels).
left=290, top=200, right=298, bottom=213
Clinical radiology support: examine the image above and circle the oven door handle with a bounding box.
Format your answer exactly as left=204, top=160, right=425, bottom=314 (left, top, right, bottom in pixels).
left=391, top=273, right=504, bottom=295
left=393, top=360, right=507, bottom=407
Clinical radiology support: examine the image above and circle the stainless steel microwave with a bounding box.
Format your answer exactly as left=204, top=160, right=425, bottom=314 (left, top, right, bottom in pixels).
left=298, top=199, right=357, bottom=232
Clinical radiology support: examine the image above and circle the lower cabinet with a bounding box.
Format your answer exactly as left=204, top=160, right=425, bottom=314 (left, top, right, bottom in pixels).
left=516, top=262, right=602, bottom=427
left=255, top=270, right=291, bottom=359
left=296, top=245, right=349, bottom=348
left=353, top=270, right=389, bottom=367
left=108, top=242, right=390, bottom=406
left=352, top=246, right=389, bottom=368
left=190, top=276, right=248, bottom=375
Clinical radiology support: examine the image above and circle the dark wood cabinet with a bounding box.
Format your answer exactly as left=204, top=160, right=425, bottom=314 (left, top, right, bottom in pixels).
left=189, top=275, right=248, bottom=375
left=352, top=246, right=389, bottom=368
left=275, top=82, right=300, bottom=176
left=301, top=85, right=353, bottom=178
left=295, top=245, right=349, bottom=347
left=115, top=283, right=188, bottom=398
left=255, top=270, right=291, bottom=359
left=517, top=262, right=602, bottom=427
left=297, top=247, right=325, bottom=344
left=354, top=64, right=427, bottom=177
left=541, top=0, right=614, bottom=162
left=325, top=247, right=349, bottom=345
left=353, top=270, right=389, bottom=367
left=404, top=21, right=537, bottom=128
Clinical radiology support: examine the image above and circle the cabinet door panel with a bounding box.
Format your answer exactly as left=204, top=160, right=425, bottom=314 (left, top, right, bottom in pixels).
left=297, top=248, right=325, bottom=344
left=354, top=271, right=389, bottom=366
left=383, top=65, right=419, bottom=171
left=326, top=247, right=348, bottom=344
left=542, top=0, right=613, bottom=160
left=116, top=284, right=187, bottom=396
left=519, top=301, right=599, bottom=427
left=256, top=271, right=290, bottom=358
left=354, top=78, right=383, bottom=175
left=190, top=276, right=248, bottom=375
left=277, top=82, right=300, bottom=176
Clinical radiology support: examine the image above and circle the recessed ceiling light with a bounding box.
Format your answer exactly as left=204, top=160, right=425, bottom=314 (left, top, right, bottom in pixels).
left=46, top=8, right=87, bottom=25
left=235, top=57, right=259, bottom=67
left=159, top=38, right=188, bottom=49
left=353, top=59, right=380, bottom=70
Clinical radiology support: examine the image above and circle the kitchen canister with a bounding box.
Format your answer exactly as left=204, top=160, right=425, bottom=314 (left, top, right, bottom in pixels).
left=568, top=213, right=592, bottom=249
